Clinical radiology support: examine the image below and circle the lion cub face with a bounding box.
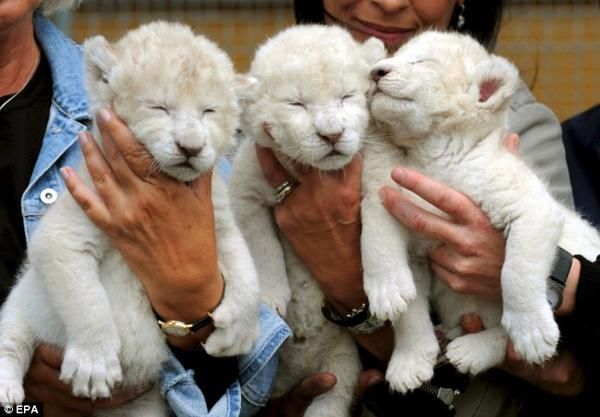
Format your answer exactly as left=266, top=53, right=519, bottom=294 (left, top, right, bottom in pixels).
left=84, top=22, right=242, bottom=182
left=370, top=31, right=519, bottom=145
left=240, top=25, right=386, bottom=171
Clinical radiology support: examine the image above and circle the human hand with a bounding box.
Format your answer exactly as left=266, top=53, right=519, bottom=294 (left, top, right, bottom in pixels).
left=380, top=168, right=505, bottom=299
left=262, top=369, right=384, bottom=417
left=459, top=315, right=585, bottom=397
left=24, top=344, right=149, bottom=417
left=61, top=110, right=223, bottom=343
left=255, top=145, right=364, bottom=311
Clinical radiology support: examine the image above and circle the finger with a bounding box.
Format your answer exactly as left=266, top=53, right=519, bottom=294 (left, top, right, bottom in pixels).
left=255, top=144, right=292, bottom=188
left=189, top=171, right=213, bottom=200
left=355, top=369, right=384, bottom=398
left=390, top=168, right=485, bottom=225
left=288, top=372, right=337, bottom=412
left=461, top=314, right=484, bottom=334
left=96, top=108, right=157, bottom=179
left=34, top=344, right=64, bottom=369
left=26, top=383, right=97, bottom=413
left=503, top=133, right=521, bottom=157
left=61, top=166, right=111, bottom=228
left=26, top=355, right=80, bottom=398
left=505, top=340, right=522, bottom=362
left=380, top=186, right=462, bottom=243
left=95, top=110, right=139, bottom=185
left=92, top=383, right=152, bottom=409
left=430, top=261, right=480, bottom=296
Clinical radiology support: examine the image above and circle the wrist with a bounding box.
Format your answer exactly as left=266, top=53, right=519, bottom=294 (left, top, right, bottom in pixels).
left=150, top=270, right=223, bottom=324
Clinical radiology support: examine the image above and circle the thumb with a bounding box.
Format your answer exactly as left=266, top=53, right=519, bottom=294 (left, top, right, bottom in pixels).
left=461, top=313, right=484, bottom=334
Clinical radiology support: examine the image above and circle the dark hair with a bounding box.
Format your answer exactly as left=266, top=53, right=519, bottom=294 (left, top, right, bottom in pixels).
left=294, top=0, right=504, bottom=50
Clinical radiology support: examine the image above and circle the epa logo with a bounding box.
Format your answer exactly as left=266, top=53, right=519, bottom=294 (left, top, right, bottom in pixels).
left=1, top=404, right=42, bottom=415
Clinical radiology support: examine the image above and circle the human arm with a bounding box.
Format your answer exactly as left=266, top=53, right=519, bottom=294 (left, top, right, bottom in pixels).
left=255, top=145, right=394, bottom=361
left=61, top=109, right=223, bottom=350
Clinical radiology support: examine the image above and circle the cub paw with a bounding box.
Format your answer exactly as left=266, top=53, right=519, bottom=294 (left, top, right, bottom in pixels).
left=365, top=266, right=416, bottom=321
left=502, top=307, right=559, bottom=364
left=60, top=341, right=122, bottom=400
left=204, top=305, right=259, bottom=357
left=0, top=381, right=24, bottom=405
left=386, top=341, right=438, bottom=393
left=261, top=287, right=291, bottom=317
left=445, top=333, right=504, bottom=375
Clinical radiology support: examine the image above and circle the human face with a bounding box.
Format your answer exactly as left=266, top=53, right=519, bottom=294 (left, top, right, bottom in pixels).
left=323, top=0, right=461, bottom=52
left=0, top=0, right=41, bottom=32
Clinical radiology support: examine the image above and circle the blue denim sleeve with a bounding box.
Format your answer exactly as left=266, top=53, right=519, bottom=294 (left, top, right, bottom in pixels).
left=160, top=305, right=290, bottom=417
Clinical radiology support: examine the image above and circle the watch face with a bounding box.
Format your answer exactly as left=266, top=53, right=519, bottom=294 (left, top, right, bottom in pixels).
left=160, top=321, right=192, bottom=337
left=546, top=282, right=563, bottom=311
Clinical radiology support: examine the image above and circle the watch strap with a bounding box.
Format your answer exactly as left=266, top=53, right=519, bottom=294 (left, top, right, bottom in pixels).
left=321, top=299, right=387, bottom=334
left=550, top=246, right=573, bottom=287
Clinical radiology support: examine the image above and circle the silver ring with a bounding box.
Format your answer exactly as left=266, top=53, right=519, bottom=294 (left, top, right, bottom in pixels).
left=274, top=177, right=299, bottom=203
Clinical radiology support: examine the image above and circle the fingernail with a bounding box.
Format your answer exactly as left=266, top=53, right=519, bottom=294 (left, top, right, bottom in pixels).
left=98, top=108, right=112, bottom=124
left=60, top=167, right=71, bottom=179
left=78, top=131, right=89, bottom=145
left=392, top=167, right=405, bottom=180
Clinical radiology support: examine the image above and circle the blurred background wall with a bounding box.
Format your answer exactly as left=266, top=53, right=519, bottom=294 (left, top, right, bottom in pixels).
left=54, top=0, right=599, bottom=122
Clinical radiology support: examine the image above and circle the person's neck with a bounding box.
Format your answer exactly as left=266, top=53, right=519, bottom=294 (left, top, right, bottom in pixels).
left=0, top=11, right=40, bottom=97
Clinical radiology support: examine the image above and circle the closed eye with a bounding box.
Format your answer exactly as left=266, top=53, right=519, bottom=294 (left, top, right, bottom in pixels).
left=341, top=93, right=355, bottom=102
left=288, top=102, right=306, bottom=109
left=203, top=108, right=216, bottom=115
left=409, top=59, right=438, bottom=65
left=149, top=105, right=169, bottom=114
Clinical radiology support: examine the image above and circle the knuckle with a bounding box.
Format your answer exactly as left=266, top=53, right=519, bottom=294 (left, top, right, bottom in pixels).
left=409, top=214, right=428, bottom=233
left=92, top=169, right=113, bottom=187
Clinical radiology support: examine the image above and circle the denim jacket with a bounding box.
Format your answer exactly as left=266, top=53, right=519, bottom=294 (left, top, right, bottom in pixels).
left=161, top=305, right=290, bottom=417
left=28, top=14, right=286, bottom=417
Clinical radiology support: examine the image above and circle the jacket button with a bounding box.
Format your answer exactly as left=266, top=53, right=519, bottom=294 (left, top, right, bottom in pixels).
left=40, top=188, right=58, bottom=205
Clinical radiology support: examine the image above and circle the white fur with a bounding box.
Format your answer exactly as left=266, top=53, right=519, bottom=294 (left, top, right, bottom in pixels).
left=364, top=30, right=600, bottom=385
left=0, top=22, right=260, bottom=415
left=229, top=25, right=385, bottom=417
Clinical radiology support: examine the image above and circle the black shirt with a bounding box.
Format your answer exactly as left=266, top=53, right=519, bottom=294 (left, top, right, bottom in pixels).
left=0, top=53, right=52, bottom=303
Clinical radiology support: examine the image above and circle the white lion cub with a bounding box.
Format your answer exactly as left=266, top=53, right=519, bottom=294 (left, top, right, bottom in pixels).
left=229, top=25, right=385, bottom=417
left=0, top=22, right=259, bottom=415
left=366, top=30, right=600, bottom=380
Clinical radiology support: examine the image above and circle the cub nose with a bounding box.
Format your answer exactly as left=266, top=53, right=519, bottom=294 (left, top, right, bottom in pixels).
left=371, top=67, right=391, bottom=82
left=176, top=143, right=203, bottom=158
left=318, top=130, right=344, bottom=145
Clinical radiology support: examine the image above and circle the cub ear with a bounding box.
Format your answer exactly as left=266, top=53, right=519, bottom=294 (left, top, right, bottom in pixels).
left=471, top=55, right=520, bottom=110
left=360, top=37, right=388, bottom=65
left=83, top=35, right=118, bottom=85
left=234, top=74, right=259, bottom=102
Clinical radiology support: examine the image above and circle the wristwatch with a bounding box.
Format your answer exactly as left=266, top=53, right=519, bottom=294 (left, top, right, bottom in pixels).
left=157, top=314, right=214, bottom=337
left=546, top=247, right=573, bottom=311
left=321, top=299, right=387, bottom=334
left=156, top=275, right=225, bottom=337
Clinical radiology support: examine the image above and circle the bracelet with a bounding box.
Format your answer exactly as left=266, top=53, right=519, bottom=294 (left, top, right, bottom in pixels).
left=321, top=299, right=387, bottom=334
